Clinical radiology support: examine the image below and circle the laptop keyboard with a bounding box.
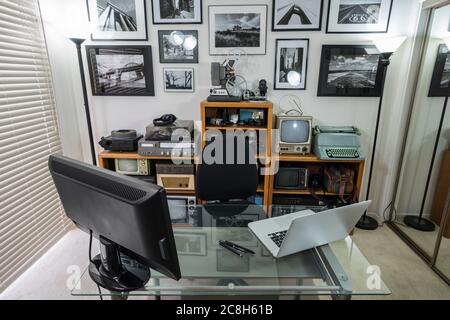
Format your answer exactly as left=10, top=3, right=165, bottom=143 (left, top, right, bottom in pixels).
left=268, top=230, right=288, bottom=248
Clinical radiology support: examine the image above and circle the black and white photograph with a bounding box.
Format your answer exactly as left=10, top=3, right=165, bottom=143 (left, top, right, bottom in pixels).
left=327, top=0, right=393, bottom=33
left=274, top=39, right=309, bottom=90
left=429, top=44, right=450, bottom=97
left=318, top=45, right=383, bottom=96
left=272, top=0, right=323, bottom=31
left=174, top=232, right=207, bottom=256
left=87, top=0, right=148, bottom=40
left=152, top=0, right=202, bottom=24
left=86, top=46, right=155, bottom=96
left=164, top=68, right=194, bottom=92
left=209, top=5, right=268, bottom=55
left=158, top=30, right=198, bottom=63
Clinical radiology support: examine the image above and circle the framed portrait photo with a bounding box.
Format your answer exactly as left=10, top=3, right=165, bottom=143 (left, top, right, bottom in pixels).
left=158, top=30, right=199, bottom=63
left=274, top=39, right=309, bottom=90
left=163, top=67, right=195, bottom=92
left=86, top=0, right=148, bottom=40
left=429, top=44, right=450, bottom=97
left=272, top=0, right=324, bottom=31
left=326, top=0, right=393, bottom=34
left=317, top=45, right=383, bottom=97
left=86, top=46, right=155, bottom=96
left=209, top=5, right=268, bottom=55
left=152, top=0, right=203, bottom=24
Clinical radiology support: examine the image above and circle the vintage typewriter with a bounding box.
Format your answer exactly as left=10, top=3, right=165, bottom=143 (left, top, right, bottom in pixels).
left=313, top=126, right=365, bottom=161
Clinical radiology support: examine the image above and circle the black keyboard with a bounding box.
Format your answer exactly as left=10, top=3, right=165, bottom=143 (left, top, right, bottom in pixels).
left=268, top=230, right=288, bottom=248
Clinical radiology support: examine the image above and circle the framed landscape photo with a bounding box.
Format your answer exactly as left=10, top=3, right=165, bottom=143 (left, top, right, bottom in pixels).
left=274, top=39, right=309, bottom=90
left=209, top=5, right=268, bottom=55
left=326, top=0, right=393, bottom=34
left=164, top=68, right=194, bottom=92
left=272, top=0, right=323, bottom=31
left=87, top=0, right=148, bottom=40
left=86, top=46, right=155, bottom=96
left=158, top=30, right=199, bottom=63
left=317, top=45, right=383, bottom=97
left=429, top=44, right=450, bottom=97
left=152, top=0, right=202, bottom=24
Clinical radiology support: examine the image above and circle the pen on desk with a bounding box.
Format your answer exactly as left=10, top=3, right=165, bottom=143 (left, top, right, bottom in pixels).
left=219, top=242, right=243, bottom=257
left=222, top=240, right=255, bottom=255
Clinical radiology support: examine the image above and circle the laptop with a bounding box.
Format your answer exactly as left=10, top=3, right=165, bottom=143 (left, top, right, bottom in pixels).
left=248, top=201, right=372, bottom=258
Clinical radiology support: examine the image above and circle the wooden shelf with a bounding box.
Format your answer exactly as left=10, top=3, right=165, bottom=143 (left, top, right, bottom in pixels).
left=272, top=189, right=349, bottom=196
left=201, top=100, right=273, bottom=109
left=257, top=181, right=265, bottom=193
left=166, top=190, right=196, bottom=196
left=275, top=154, right=364, bottom=164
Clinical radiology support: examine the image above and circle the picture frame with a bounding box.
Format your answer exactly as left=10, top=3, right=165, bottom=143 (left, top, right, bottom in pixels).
left=163, top=67, right=195, bottom=92
left=209, top=5, right=268, bottom=55
left=158, top=30, right=199, bottom=64
left=326, top=0, right=393, bottom=34
left=174, top=232, right=207, bottom=256
left=272, top=0, right=324, bottom=31
left=216, top=249, right=250, bottom=273
left=86, top=46, right=155, bottom=96
left=274, top=39, right=309, bottom=90
left=86, top=0, right=148, bottom=41
left=429, top=44, right=450, bottom=97
left=317, top=45, right=383, bottom=97
left=152, top=0, right=203, bottom=24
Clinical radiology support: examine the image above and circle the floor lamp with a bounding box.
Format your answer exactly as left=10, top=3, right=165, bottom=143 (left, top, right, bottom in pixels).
left=69, top=38, right=97, bottom=166
left=404, top=39, right=450, bottom=231
left=357, top=36, right=407, bottom=231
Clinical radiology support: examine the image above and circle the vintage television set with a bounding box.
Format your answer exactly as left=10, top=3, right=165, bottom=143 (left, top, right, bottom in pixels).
left=276, top=115, right=313, bottom=155
left=115, top=159, right=150, bottom=176
left=167, top=195, right=197, bottom=224
left=275, top=167, right=309, bottom=190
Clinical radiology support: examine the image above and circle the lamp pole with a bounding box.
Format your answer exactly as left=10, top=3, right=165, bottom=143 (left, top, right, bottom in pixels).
left=70, top=38, right=97, bottom=166
left=356, top=52, right=392, bottom=231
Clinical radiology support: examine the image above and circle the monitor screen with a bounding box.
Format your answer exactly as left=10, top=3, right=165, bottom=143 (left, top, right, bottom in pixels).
left=276, top=170, right=299, bottom=188
left=118, top=159, right=138, bottom=172
left=280, top=120, right=310, bottom=143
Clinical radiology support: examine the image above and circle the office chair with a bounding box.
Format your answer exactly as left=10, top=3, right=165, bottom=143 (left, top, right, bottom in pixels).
left=196, top=133, right=259, bottom=207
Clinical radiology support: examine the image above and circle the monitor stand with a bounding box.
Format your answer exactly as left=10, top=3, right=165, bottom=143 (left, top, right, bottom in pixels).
left=89, top=236, right=151, bottom=292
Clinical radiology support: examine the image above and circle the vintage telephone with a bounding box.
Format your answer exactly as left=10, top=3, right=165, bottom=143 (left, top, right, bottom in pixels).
left=153, top=114, right=177, bottom=127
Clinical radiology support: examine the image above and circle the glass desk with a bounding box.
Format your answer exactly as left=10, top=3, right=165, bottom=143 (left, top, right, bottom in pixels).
left=72, top=204, right=391, bottom=299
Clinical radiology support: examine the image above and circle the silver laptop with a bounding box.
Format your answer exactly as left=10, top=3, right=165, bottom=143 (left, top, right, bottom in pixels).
left=248, top=201, right=372, bottom=258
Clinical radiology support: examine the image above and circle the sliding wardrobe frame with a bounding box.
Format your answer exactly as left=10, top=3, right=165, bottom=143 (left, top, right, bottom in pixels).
left=388, top=0, right=450, bottom=285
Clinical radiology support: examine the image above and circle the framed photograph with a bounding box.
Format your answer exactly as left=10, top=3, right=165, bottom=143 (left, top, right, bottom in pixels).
left=158, top=30, right=199, bottom=63
left=86, top=46, right=155, bottom=96
left=274, top=39, right=309, bottom=90
left=209, top=5, right=268, bottom=55
left=272, top=0, right=323, bottom=31
left=174, top=232, right=207, bottom=256
left=86, top=0, right=148, bottom=40
left=429, top=44, right=450, bottom=97
left=163, top=68, right=194, bottom=92
left=317, top=45, right=383, bottom=97
left=326, top=0, right=393, bottom=34
left=152, top=0, right=202, bottom=24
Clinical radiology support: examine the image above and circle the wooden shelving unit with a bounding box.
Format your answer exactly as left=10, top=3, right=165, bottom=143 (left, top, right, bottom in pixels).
left=97, top=100, right=366, bottom=211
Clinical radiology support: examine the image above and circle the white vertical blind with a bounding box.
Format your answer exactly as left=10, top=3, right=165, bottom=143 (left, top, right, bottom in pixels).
left=0, top=0, right=70, bottom=292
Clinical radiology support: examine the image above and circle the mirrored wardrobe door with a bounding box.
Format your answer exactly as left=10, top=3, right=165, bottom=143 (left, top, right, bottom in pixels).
left=392, top=3, right=450, bottom=259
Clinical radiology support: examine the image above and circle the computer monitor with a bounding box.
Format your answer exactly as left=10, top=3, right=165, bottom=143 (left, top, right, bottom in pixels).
left=48, top=155, right=181, bottom=292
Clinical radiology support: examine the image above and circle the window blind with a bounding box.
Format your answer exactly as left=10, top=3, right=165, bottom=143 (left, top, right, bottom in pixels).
left=0, top=0, right=70, bottom=292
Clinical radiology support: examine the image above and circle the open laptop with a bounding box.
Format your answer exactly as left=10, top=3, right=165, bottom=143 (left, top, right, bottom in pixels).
left=248, top=201, right=372, bottom=258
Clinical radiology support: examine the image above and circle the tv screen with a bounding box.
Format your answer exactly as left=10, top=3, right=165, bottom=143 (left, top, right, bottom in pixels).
left=281, top=120, right=310, bottom=143
left=276, top=170, right=299, bottom=188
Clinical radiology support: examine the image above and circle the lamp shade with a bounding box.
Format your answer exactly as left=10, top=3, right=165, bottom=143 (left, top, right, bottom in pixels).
left=373, top=36, right=407, bottom=54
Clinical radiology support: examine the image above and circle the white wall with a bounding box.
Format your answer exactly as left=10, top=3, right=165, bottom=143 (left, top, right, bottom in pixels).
left=39, top=0, right=422, bottom=221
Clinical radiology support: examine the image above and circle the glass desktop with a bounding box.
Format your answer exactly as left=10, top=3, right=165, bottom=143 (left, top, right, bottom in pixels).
left=71, top=204, right=391, bottom=299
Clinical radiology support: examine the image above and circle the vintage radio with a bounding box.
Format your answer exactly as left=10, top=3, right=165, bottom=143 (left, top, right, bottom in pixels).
left=156, top=164, right=195, bottom=191
left=115, top=159, right=150, bottom=176
left=274, top=167, right=309, bottom=190
left=276, top=115, right=313, bottom=155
